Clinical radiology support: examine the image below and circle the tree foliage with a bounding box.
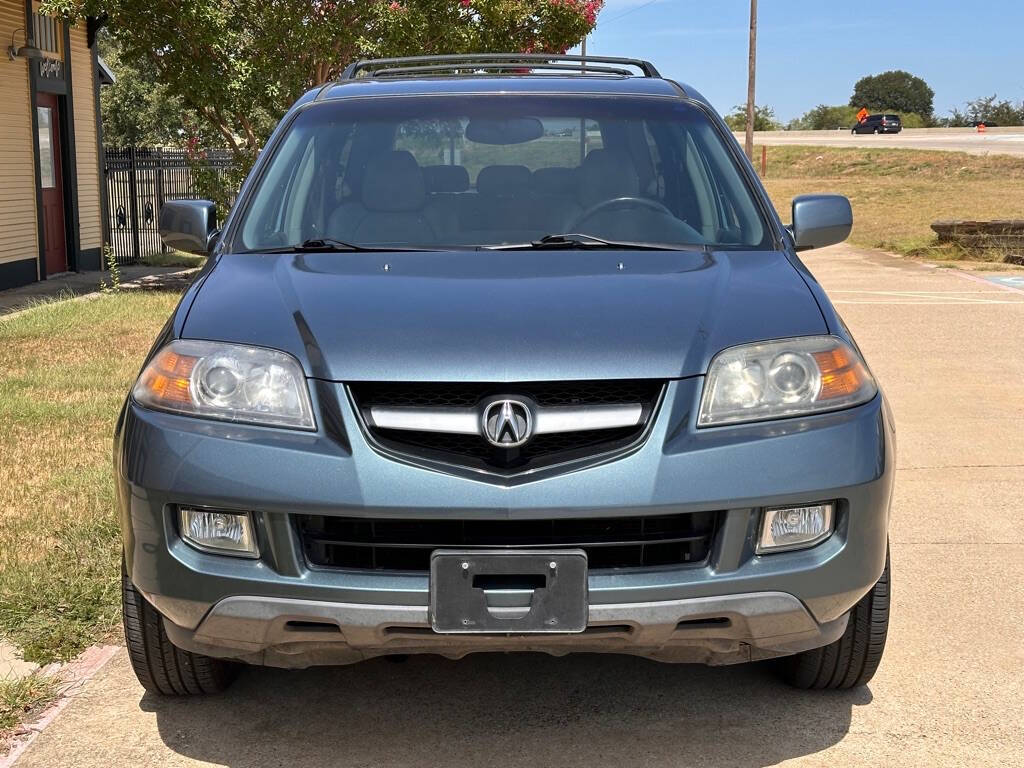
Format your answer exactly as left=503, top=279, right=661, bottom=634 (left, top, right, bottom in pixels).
left=787, top=104, right=860, bottom=131
left=96, top=34, right=188, bottom=146
left=944, top=95, right=1024, bottom=127
left=849, top=70, right=934, bottom=120
left=787, top=103, right=927, bottom=130
left=723, top=104, right=779, bottom=132
left=45, top=0, right=602, bottom=165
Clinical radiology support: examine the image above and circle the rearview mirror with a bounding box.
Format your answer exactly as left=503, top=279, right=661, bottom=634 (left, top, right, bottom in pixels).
left=465, top=117, right=544, bottom=145
left=159, top=200, right=218, bottom=255
left=790, top=195, right=852, bottom=251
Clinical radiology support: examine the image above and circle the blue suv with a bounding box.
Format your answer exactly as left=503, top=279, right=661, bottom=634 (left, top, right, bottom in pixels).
left=118, top=55, right=893, bottom=695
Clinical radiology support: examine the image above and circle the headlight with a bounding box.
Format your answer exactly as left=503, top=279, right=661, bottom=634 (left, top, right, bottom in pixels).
left=132, top=340, right=315, bottom=430
left=698, top=336, right=876, bottom=427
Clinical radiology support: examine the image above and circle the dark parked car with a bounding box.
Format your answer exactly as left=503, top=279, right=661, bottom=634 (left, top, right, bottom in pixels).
left=119, top=54, right=893, bottom=696
left=851, top=114, right=902, bottom=134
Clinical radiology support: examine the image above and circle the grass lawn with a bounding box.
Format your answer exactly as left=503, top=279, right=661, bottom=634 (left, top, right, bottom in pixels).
left=758, top=145, right=1024, bottom=263
left=0, top=291, right=181, bottom=664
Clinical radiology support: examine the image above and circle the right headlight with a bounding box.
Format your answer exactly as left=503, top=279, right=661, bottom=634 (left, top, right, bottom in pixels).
left=697, top=336, right=876, bottom=427
left=132, top=339, right=315, bottom=430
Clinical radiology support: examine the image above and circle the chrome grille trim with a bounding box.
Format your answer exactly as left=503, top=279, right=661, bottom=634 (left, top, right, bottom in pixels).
left=368, top=403, right=643, bottom=436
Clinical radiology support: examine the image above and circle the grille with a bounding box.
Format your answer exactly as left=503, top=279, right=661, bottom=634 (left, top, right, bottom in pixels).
left=297, top=511, right=720, bottom=572
left=349, top=380, right=663, bottom=473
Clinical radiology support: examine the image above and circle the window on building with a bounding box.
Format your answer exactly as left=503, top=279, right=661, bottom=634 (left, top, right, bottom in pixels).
left=32, top=9, right=61, bottom=54
left=37, top=107, right=55, bottom=188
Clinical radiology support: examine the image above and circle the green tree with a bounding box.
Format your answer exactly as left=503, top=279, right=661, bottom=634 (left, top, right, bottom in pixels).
left=849, top=70, right=934, bottom=121
left=95, top=33, right=188, bottom=147
left=45, top=0, right=602, bottom=166
left=724, top=104, right=779, bottom=132
left=788, top=104, right=860, bottom=130
left=960, top=95, right=1024, bottom=126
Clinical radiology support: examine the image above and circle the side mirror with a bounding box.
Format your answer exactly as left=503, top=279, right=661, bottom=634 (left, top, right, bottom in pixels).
left=790, top=195, right=852, bottom=251
left=159, top=200, right=218, bottom=255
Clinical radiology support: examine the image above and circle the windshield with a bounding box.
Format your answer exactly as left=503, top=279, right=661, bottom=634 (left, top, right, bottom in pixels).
left=235, top=95, right=770, bottom=251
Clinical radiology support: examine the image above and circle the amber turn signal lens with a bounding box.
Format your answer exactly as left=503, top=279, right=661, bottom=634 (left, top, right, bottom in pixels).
left=136, top=348, right=198, bottom=406
left=813, top=347, right=871, bottom=401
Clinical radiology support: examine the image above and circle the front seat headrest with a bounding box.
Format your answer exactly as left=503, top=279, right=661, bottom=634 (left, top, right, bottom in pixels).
left=362, top=151, right=427, bottom=212
left=578, top=149, right=640, bottom=209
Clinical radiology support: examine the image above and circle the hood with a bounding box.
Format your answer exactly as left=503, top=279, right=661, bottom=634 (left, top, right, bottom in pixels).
left=182, top=249, right=826, bottom=382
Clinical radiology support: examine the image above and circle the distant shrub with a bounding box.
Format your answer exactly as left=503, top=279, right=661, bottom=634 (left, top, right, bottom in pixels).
left=787, top=105, right=860, bottom=130
left=724, top=104, right=781, bottom=132
left=943, top=95, right=1024, bottom=127
left=789, top=104, right=925, bottom=130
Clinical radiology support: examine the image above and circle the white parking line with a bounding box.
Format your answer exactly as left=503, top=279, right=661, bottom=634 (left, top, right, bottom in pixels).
left=829, top=289, right=1024, bottom=305
left=833, top=300, right=1024, bottom=305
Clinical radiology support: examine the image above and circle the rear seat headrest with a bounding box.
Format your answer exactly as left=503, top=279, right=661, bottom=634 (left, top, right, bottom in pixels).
left=362, top=151, right=426, bottom=212
left=422, top=165, right=470, bottom=194
left=476, top=165, right=531, bottom=197
left=531, top=167, right=579, bottom=195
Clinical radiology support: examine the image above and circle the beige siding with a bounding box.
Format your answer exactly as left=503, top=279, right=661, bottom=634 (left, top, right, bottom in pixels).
left=0, top=0, right=39, bottom=269
left=70, top=23, right=101, bottom=251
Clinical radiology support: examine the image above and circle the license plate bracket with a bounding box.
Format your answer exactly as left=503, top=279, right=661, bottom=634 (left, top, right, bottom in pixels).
left=430, top=549, right=588, bottom=634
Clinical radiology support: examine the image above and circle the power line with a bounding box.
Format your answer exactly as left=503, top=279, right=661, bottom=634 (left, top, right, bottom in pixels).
left=600, top=0, right=663, bottom=27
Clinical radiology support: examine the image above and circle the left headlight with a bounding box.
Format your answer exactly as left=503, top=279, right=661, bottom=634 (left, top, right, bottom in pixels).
left=698, top=336, right=876, bottom=427
left=132, top=340, right=315, bottom=430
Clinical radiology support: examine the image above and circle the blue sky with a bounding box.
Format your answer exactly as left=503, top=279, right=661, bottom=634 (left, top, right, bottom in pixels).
left=571, top=0, right=1024, bottom=121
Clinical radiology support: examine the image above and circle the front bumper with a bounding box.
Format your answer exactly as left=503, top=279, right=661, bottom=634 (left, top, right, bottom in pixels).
left=116, top=378, right=894, bottom=667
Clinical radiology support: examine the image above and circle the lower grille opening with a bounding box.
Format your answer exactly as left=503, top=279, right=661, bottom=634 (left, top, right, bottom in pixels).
left=382, top=625, right=635, bottom=637
left=675, top=617, right=731, bottom=630
left=284, top=620, right=341, bottom=634
left=297, top=511, right=720, bottom=573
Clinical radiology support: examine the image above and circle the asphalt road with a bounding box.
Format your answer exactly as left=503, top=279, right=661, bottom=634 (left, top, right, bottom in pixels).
left=737, top=126, right=1024, bottom=156
left=14, top=245, right=1024, bottom=767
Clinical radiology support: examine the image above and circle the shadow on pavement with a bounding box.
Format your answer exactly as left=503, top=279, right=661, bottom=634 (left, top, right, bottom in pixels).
left=142, top=653, right=869, bottom=767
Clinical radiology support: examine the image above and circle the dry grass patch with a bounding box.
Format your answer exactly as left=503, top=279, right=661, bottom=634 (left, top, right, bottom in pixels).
left=0, top=292, right=181, bottom=663
left=758, top=145, right=1024, bottom=262
left=140, top=250, right=206, bottom=269
left=0, top=673, right=58, bottom=744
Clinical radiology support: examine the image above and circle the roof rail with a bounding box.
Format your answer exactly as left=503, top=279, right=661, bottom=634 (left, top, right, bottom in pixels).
left=339, top=53, right=661, bottom=81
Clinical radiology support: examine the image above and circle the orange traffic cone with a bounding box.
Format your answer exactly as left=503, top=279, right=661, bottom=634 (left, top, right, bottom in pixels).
left=977, top=123, right=986, bottom=133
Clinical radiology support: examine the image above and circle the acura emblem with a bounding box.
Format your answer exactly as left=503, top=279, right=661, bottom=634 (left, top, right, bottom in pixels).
left=481, top=399, right=533, bottom=448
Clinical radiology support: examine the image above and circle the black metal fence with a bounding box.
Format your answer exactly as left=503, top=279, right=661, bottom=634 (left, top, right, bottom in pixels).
left=103, top=147, right=236, bottom=265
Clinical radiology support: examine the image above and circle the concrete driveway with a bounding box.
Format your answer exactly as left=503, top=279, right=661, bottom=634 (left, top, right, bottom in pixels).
left=13, top=244, right=1024, bottom=767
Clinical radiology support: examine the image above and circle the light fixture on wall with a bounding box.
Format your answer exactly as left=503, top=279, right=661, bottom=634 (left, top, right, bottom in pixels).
left=7, top=27, right=43, bottom=61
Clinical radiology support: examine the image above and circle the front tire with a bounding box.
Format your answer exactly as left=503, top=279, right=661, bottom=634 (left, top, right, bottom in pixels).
left=778, top=547, right=890, bottom=689
left=122, top=561, right=236, bottom=695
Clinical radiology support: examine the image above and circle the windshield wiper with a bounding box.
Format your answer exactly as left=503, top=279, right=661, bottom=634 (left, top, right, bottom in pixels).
left=241, top=238, right=431, bottom=254
left=486, top=233, right=707, bottom=252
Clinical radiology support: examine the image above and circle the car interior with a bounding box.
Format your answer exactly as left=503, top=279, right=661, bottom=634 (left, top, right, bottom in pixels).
left=238, top=102, right=767, bottom=250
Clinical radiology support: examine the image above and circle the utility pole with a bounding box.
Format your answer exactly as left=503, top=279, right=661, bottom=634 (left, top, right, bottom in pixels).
left=580, top=36, right=588, bottom=164
left=744, top=0, right=757, bottom=161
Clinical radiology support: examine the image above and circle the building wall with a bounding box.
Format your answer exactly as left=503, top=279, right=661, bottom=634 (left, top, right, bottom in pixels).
left=69, top=21, right=101, bottom=260
left=0, top=0, right=40, bottom=281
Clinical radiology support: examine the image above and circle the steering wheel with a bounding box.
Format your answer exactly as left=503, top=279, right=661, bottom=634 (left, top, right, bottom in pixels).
left=569, top=196, right=674, bottom=231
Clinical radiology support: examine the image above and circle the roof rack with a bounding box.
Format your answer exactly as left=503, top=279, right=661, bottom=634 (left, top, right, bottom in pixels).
left=339, top=53, right=661, bottom=81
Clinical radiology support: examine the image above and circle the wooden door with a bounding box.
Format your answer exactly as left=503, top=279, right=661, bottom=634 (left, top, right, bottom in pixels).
left=37, top=92, right=67, bottom=275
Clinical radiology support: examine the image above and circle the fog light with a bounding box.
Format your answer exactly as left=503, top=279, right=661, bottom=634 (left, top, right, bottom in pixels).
left=757, top=503, right=834, bottom=553
left=179, top=508, right=258, bottom=557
